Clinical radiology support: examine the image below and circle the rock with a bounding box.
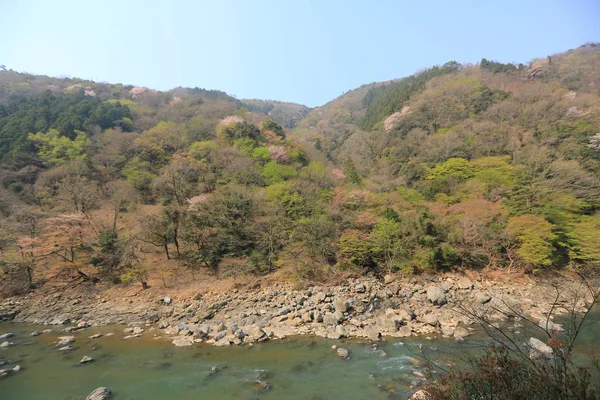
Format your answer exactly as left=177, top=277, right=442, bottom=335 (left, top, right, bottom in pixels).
left=89, top=333, right=103, bottom=339
left=453, top=326, right=470, bottom=339
left=132, top=326, right=144, bottom=335
left=336, top=347, right=349, bottom=359
left=245, top=325, right=267, bottom=342
left=421, top=313, right=439, bottom=327
left=474, top=291, right=491, bottom=304
left=86, top=387, right=112, bottom=400
left=313, top=292, right=327, bottom=304
left=162, top=296, right=172, bottom=305
left=456, top=277, right=473, bottom=290
left=384, top=274, right=394, bottom=284
left=312, top=311, right=324, bottom=323
left=254, top=380, right=271, bottom=393
left=214, top=337, right=230, bottom=347
left=323, top=311, right=344, bottom=326
left=354, top=283, right=366, bottom=293
left=490, top=294, right=522, bottom=316
left=123, top=334, right=141, bottom=340
left=56, top=336, right=75, bottom=346
left=58, top=345, right=75, bottom=351
left=378, top=316, right=402, bottom=332
left=398, top=325, right=412, bottom=337
left=334, top=298, right=349, bottom=313
left=335, top=325, right=348, bottom=338
left=538, top=320, right=563, bottom=332
left=427, top=286, right=447, bottom=306
left=12, top=365, right=21, bottom=372
left=77, top=321, right=90, bottom=329
left=30, top=331, right=40, bottom=337
left=0, top=333, right=14, bottom=340
left=80, top=355, right=93, bottom=364
left=410, top=389, right=431, bottom=399
left=0, top=341, right=12, bottom=348
left=158, top=321, right=170, bottom=329
left=529, top=337, right=552, bottom=355
left=172, top=337, right=194, bottom=347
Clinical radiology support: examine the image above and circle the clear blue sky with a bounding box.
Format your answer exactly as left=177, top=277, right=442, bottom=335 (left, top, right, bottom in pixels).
left=1, top=0, right=599, bottom=107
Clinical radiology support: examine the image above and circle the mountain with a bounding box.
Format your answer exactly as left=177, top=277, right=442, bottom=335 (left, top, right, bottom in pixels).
left=1, top=43, right=599, bottom=298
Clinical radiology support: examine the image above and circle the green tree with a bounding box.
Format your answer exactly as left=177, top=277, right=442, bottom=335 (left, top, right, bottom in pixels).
left=506, top=214, right=556, bottom=268
left=28, top=129, right=89, bottom=166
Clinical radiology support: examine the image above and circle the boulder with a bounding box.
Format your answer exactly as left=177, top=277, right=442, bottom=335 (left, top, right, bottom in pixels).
left=0, top=341, right=12, bottom=348
left=313, top=292, right=327, bottom=304
left=80, top=356, right=93, bottom=364
left=334, top=298, right=350, bottom=313
left=421, top=313, right=439, bottom=327
left=86, top=387, right=112, bottom=400
left=335, top=325, right=348, bottom=338
left=410, top=389, right=431, bottom=399
left=538, top=320, right=563, bottom=332
left=132, top=326, right=144, bottom=335
left=336, top=347, right=349, bottom=359
left=172, top=337, right=194, bottom=347
left=529, top=337, right=552, bottom=355
left=426, top=286, right=447, bottom=306
left=490, top=295, right=522, bottom=316
left=0, top=333, right=14, bottom=340
left=354, top=283, right=366, bottom=293
left=473, top=291, right=491, bottom=304
left=162, top=296, right=172, bottom=305
left=30, top=331, right=41, bottom=337
left=323, top=311, right=344, bottom=326
left=56, top=336, right=75, bottom=347
left=89, top=333, right=103, bottom=339
left=453, top=326, right=470, bottom=339
left=456, top=277, right=473, bottom=290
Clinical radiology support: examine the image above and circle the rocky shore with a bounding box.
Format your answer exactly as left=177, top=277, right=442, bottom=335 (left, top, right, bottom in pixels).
left=0, top=273, right=591, bottom=347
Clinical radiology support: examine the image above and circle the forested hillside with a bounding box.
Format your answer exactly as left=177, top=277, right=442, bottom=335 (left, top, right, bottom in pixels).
left=1, top=43, right=600, bottom=296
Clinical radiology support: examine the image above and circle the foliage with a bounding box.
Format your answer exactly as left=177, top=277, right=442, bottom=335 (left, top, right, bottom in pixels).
left=423, top=344, right=598, bottom=400
left=506, top=214, right=556, bottom=268
left=480, top=58, right=518, bottom=73
left=262, top=161, right=298, bottom=185
left=28, top=129, right=89, bottom=166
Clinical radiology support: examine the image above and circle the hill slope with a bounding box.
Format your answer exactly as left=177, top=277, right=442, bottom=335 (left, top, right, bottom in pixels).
left=1, top=44, right=600, bottom=298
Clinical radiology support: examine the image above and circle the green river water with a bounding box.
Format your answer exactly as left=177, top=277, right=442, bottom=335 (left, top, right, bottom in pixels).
left=1, top=316, right=599, bottom=400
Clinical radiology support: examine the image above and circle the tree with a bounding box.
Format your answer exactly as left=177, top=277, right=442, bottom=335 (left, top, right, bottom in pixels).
left=506, top=214, right=556, bottom=269
left=262, top=161, right=297, bottom=185
left=134, top=121, right=185, bottom=164
left=343, top=158, right=362, bottom=185
left=262, top=120, right=285, bottom=138
left=28, top=129, right=89, bottom=166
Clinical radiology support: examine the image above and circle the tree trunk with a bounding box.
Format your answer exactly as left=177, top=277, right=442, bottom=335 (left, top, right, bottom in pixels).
left=164, top=242, right=170, bottom=259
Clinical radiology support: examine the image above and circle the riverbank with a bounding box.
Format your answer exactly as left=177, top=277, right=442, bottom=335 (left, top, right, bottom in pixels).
left=0, top=271, right=594, bottom=347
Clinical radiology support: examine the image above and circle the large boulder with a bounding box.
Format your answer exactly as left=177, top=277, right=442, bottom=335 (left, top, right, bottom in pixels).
left=410, top=390, right=430, bottom=400
left=473, top=291, right=491, bottom=304
left=336, top=347, right=349, bottom=359
left=323, top=311, right=344, bottom=326
left=86, top=387, right=112, bottom=400
left=426, top=286, right=447, bottom=306
left=334, top=298, right=350, bottom=313
left=529, top=337, right=552, bottom=355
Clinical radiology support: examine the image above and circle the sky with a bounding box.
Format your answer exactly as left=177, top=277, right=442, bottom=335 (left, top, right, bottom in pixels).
left=1, top=0, right=599, bottom=107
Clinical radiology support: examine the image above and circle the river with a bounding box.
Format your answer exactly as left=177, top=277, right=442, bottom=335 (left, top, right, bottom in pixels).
left=1, top=315, right=599, bottom=399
